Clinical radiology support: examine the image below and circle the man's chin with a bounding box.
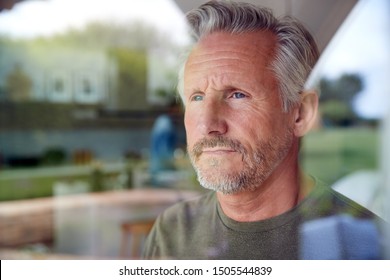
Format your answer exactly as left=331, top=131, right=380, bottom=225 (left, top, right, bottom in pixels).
left=195, top=165, right=267, bottom=195
left=196, top=171, right=245, bottom=194
left=198, top=180, right=241, bottom=195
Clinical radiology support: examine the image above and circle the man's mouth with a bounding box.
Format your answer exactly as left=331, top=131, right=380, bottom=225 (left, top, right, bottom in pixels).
left=201, top=147, right=236, bottom=154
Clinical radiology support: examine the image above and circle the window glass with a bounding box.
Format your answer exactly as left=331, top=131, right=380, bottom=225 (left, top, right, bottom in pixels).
left=303, top=0, right=389, bottom=221
left=0, top=0, right=388, bottom=260
left=0, top=0, right=196, bottom=259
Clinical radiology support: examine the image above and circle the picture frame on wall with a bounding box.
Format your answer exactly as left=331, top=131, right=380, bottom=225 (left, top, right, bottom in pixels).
left=74, top=70, right=101, bottom=104
left=47, top=71, right=72, bottom=103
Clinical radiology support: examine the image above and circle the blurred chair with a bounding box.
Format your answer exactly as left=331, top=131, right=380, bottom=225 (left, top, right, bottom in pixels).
left=120, top=219, right=155, bottom=259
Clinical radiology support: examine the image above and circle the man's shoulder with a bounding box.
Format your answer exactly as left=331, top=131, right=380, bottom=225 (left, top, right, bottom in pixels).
left=142, top=190, right=219, bottom=259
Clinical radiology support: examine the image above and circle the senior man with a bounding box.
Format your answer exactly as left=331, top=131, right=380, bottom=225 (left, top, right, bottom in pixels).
left=143, top=1, right=381, bottom=259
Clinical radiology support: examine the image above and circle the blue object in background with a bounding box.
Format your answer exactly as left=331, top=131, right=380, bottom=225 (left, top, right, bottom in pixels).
left=150, top=114, right=176, bottom=186
left=300, top=215, right=381, bottom=259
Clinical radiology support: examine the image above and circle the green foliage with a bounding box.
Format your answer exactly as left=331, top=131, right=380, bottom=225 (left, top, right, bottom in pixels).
left=0, top=173, right=86, bottom=201
left=0, top=166, right=123, bottom=201
left=109, top=48, right=147, bottom=110
left=90, top=167, right=105, bottom=192
left=301, top=128, right=378, bottom=184
left=41, top=147, right=67, bottom=166
left=320, top=100, right=356, bottom=126
left=319, top=73, right=364, bottom=126
left=0, top=20, right=180, bottom=111
left=320, top=73, right=363, bottom=103
left=39, top=20, right=173, bottom=51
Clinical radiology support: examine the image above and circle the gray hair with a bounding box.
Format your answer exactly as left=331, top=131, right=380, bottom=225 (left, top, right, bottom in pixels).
left=177, top=0, right=319, bottom=111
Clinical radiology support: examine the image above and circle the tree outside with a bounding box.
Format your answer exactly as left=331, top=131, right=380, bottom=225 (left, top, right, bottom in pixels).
left=319, top=73, right=364, bottom=126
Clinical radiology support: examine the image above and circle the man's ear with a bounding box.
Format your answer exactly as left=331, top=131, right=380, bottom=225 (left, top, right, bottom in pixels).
left=293, top=90, right=319, bottom=137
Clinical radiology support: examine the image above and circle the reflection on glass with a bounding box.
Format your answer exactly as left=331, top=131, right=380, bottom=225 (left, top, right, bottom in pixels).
left=303, top=0, right=389, bottom=221
left=0, top=0, right=388, bottom=260
left=0, top=0, right=194, bottom=259
left=298, top=0, right=389, bottom=260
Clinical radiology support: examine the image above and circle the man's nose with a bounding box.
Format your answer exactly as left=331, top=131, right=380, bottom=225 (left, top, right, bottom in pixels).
left=197, top=100, right=228, bottom=136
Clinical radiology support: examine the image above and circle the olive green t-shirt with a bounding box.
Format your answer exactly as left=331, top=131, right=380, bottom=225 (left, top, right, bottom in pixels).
left=143, top=182, right=379, bottom=259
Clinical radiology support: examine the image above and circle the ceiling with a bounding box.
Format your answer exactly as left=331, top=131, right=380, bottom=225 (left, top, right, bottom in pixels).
left=173, top=0, right=358, bottom=53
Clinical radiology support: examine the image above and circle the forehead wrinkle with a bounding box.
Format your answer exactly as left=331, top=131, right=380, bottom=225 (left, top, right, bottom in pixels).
left=185, top=62, right=251, bottom=95
left=187, top=49, right=259, bottom=69
left=187, top=58, right=248, bottom=70
left=186, top=62, right=248, bottom=78
left=186, top=47, right=276, bottom=84
left=184, top=31, right=279, bottom=97
left=185, top=55, right=256, bottom=87
left=185, top=74, right=227, bottom=93
left=185, top=60, right=270, bottom=94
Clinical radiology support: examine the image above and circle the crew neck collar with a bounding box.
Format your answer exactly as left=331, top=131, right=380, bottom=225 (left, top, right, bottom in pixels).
left=216, top=178, right=323, bottom=232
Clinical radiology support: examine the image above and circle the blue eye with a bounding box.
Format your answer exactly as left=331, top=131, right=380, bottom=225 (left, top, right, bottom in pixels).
left=191, top=95, right=204, bottom=101
left=232, top=92, right=246, bottom=99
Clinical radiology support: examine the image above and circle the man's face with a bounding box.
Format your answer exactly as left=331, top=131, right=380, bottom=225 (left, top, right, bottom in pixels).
left=183, top=31, right=296, bottom=194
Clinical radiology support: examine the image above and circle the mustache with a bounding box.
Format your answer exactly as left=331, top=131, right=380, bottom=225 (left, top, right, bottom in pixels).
left=190, top=136, right=247, bottom=158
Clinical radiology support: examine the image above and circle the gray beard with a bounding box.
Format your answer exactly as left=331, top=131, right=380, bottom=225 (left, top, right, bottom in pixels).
left=188, top=133, right=293, bottom=195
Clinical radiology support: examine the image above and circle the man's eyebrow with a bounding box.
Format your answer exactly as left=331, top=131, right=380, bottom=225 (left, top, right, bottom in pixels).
left=186, top=88, right=204, bottom=94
